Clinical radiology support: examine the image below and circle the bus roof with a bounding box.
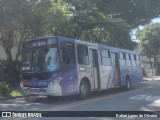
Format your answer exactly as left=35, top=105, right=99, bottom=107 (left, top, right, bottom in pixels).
left=57, top=36, right=139, bottom=55
left=25, top=36, right=139, bottom=55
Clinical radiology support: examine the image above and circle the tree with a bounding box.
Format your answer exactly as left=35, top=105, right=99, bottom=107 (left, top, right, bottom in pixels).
left=1, top=0, right=160, bottom=73
left=0, top=0, right=33, bottom=82
left=65, top=0, right=139, bottom=49
left=95, top=0, right=160, bottom=28
left=136, top=23, right=160, bottom=73
left=0, top=0, right=32, bottom=63
left=48, top=0, right=76, bottom=37
left=27, top=0, right=77, bottom=38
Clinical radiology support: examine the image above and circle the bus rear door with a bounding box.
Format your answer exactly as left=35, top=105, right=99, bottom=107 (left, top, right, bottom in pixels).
left=111, top=52, right=121, bottom=87
left=90, top=48, right=100, bottom=90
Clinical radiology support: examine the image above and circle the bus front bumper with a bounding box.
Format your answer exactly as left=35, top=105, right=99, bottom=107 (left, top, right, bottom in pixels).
left=20, top=83, right=62, bottom=96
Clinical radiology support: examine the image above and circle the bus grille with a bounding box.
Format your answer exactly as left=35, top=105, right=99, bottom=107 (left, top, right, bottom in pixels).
left=22, top=72, right=52, bottom=80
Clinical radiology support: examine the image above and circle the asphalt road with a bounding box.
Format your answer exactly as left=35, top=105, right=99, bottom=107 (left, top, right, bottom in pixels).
left=0, top=77, right=160, bottom=120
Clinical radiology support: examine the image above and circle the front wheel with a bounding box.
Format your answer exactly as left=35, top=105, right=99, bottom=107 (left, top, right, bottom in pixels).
left=47, top=96, right=59, bottom=101
left=79, top=80, right=91, bottom=99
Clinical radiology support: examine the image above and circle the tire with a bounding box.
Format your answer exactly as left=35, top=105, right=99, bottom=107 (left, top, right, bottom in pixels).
left=125, top=77, right=131, bottom=90
left=79, top=80, right=91, bottom=99
left=47, top=95, right=54, bottom=99
left=47, top=96, right=58, bottom=101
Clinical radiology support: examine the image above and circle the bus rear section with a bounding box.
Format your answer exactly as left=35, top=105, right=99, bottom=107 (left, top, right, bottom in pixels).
left=118, top=52, right=143, bottom=89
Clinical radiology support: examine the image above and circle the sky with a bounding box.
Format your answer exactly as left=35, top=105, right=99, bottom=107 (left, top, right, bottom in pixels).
left=152, top=18, right=160, bottom=23
left=131, top=17, right=160, bottom=42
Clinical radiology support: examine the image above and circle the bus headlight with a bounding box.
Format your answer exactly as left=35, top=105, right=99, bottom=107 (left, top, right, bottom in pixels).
left=48, top=77, right=61, bottom=86
left=20, top=82, right=24, bottom=88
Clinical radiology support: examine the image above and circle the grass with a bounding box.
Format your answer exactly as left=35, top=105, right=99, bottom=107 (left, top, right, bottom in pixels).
left=0, top=82, right=10, bottom=97
left=0, top=82, right=23, bottom=98
left=10, top=90, right=23, bottom=97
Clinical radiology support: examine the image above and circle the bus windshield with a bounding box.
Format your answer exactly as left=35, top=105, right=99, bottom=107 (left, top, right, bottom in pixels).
left=21, top=47, right=59, bottom=73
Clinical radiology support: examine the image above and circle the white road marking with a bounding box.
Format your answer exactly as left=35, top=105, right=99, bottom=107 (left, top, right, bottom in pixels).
left=130, top=94, right=160, bottom=102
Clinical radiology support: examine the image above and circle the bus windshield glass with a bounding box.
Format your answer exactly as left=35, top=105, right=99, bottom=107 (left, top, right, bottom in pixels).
left=21, top=47, right=59, bottom=73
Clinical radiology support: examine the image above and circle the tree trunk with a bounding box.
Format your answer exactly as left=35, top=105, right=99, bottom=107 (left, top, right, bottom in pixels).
left=148, top=57, right=153, bottom=68
left=6, top=49, right=13, bottom=63
left=154, top=57, right=159, bottom=75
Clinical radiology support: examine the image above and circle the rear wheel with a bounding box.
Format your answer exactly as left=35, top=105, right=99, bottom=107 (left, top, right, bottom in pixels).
left=79, top=80, right=91, bottom=99
left=125, top=77, right=131, bottom=90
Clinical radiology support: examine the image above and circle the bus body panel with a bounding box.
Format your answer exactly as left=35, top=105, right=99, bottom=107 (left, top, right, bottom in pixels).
left=99, top=66, right=114, bottom=90
left=119, top=65, right=132, bottom=86
left=21, top=72, right=63, bottom=96
left=60, top=67, right=78, bottom=96
left=20, top=36, right=143, bottom=97
left=77, top=65, right=92, bottom=90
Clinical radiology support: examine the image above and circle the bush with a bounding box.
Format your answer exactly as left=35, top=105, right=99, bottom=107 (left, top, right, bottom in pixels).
left=10, top=90, right=23, bottom=97
left=0, top=81, right=23, bottom=97
left=0, top=82, right=11, bottom=97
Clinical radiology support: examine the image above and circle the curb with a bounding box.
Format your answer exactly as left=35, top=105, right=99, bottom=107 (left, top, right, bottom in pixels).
left=0, top=96, right=24, bottom=101
left=0, top=95, right=32, bottom=101
left=143, top=76, right=160, bottom=81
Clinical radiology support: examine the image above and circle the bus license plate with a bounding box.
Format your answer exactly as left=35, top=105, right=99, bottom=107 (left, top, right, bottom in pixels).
left=26, top=88, right=38, bottom=93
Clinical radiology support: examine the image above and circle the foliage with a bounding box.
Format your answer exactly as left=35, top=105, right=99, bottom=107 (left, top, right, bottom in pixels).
left=1, top=0, right=160, bottom=82
left=1, top=0, right=160, bottom=61
left=136, top=23, right=160, bottom=57
left=26, top=0, right=77, bottom=37
left=136, top=23, right=160, bottom=73
left=0, top=82, right=11, bottom=97
left=65, top=0, right=138, bottom=49
left=0, top=0, right=32, bottom=62
left=0, top=81, right=23, bottom=97
left=10, top=90, right=23, bottom=97
left=0, top=0, right=33, bottom=83
left=95, top=0, right=160, bottom=28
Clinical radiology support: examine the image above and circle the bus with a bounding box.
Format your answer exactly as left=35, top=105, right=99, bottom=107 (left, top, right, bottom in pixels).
left=20, top=36, right=142, bottom=99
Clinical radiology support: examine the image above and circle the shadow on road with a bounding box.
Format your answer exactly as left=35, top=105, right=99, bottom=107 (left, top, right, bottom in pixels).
left=24, top=86, right=139, bottom=105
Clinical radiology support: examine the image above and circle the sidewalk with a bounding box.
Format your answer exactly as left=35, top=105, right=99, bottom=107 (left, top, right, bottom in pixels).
left=143, top=76, right=160, bottom=81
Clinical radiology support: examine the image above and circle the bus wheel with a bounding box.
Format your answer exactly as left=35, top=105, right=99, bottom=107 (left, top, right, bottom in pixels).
left=125, top=77, right=131, bottom=90
left=47, top=95, right=54, bottom=99
left=79, top=80, right=91, bottom=99
left=47, top=96, right=58, bottom=101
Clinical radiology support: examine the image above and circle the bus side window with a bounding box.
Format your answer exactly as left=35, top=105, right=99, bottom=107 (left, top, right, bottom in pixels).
left=136, top=55, right=140, bottom=66
left=136, top=55, right=140, bottom=61
left=126, top=53, right=131, bottom=66
left=119, top=52, right=123, bottom=59
left=62, top=47, right=69, bottom=64
left=101, top=50, right=111, bottom=66
left=130, top=54, right=136, bottom=66
left=61, top=42, right=75, bottom=73
left=77, top=44, right=89, bottom=65
left=62, top=47, right=75, bottom=65
left=119, top=52, right=125, bottom=66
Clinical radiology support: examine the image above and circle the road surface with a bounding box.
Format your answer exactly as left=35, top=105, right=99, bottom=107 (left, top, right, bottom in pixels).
left=0, top=77, right=160, bottom=120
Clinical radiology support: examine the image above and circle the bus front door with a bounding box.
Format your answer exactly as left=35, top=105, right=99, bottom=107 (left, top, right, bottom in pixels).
left=90, top=49, right=100, bottom=89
